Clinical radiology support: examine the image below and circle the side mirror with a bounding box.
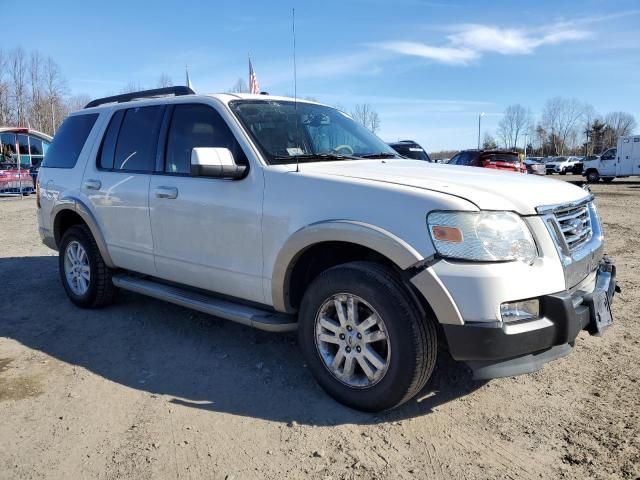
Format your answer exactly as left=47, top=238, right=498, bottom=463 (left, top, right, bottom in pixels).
left=190, top=147, right=247, bottom=179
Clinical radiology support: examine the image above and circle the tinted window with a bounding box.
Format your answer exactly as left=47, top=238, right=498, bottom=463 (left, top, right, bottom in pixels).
left=165, top=104, right=247, bottom=174
left=1, top=133, right=16, bottom=160
left=98, top=109, right=125, bottom=170
left=481, top=153, right=519, bottom=164
left=42, top=114, right=98, bottom=168
left=391, top=145, right=431, bottom=161
left=113, top=106, right=164, bottom=172
left=18, top=134, right=30, bottom=155
left=29, top=136, right=43, bottom=155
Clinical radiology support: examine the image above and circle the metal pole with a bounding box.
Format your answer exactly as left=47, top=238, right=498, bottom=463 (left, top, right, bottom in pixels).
left=477, top=112, right=485, bottom=149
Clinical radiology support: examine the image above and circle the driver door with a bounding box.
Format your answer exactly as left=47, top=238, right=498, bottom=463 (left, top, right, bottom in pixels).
left=599, top=149, right=617, bottom=176
left=148, top=102, right=265, bottom=304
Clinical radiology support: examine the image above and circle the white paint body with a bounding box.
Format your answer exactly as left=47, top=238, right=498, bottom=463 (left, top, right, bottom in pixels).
left=38, top=94, right=599, bottom=327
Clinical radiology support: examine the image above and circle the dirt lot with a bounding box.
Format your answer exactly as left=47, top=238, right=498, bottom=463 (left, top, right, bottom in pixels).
left=0, top=176, right=638, bottom=480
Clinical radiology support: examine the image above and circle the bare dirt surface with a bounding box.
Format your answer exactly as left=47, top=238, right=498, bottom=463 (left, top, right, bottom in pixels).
left=0, top=177, right=638, bottom=479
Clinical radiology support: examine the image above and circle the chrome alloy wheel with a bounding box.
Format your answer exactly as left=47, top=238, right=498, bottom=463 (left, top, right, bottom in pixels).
left=314, top=293, right=391, bottom=388
left=64, top=240, right=90, bottom=296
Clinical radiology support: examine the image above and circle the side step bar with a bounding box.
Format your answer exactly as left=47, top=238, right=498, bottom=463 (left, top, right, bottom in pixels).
left=112, top=274, right=297, bottom=332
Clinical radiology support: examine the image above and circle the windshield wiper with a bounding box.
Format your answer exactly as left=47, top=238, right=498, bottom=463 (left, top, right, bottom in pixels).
left=357, top=152, right=398, bottom=159
left=272, top=153, right=360, bottom=162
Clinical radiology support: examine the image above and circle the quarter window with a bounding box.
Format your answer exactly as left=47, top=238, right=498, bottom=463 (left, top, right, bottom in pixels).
left=42, top=114, right=99, bottom=169
left=113, top=106, right=164, bottom=172
left=165, top=104, right=247, bottom=174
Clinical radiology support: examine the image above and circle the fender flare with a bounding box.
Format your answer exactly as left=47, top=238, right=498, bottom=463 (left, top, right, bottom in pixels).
left=51, top=195, right=115, bottom=268
left=271, top=220, right=424, bottom=313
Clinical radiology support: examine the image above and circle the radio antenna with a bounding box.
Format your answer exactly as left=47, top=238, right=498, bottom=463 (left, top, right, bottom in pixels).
left=292, top=7, right=300, bottom=173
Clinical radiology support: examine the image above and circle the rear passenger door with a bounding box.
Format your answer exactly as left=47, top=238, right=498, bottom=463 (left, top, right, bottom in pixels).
left=85, top=105, right=165, bottom=276
left=148, top=102, right=265, bottom=304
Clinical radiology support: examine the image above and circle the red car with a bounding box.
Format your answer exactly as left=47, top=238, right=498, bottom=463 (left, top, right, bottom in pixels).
left=448, top=149, right=526, bottom=173
left=0, top=163, right=33, bottom=194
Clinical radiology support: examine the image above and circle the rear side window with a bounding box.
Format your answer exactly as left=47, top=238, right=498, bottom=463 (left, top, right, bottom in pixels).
left=98, top=109, right=125, bottom=170
left=113, top=106, right=164, bottom=172
left=42, top=114, right=99, bottom=168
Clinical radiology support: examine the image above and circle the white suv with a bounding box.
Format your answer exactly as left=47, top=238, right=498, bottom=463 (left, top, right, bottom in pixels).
left=36, top=87, right=617, bottom=411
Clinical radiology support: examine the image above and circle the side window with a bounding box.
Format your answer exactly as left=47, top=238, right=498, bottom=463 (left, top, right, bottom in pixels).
left=165, top=103, right=248, bottom=174
left=113, top=106, right=164, bottom=172
left=449, top=154, right=460, bottom=165
left=98, top=109, right=125, bottom=170
left=29, top=136, right=43, bottom=156
left=1, top=133, right=16, bottom=161
left=17, top=134, right=31, bottom=166
left=42, top=113, right=99, bottom=169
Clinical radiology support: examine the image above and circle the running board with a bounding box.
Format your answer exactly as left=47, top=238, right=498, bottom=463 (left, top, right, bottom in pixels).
left=112, top=274, right=297, bottom=332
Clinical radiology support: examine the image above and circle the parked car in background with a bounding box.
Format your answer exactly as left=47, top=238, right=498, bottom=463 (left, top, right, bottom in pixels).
left=545, top=156, right=579, bottom=175
left=448, top=149, right=526, bottom=173
left=0, top=162, right=33, bottom=194
left=524, top=157, right=545, bottom=175
left=388, top=140, right=431, bottom=161
left=0, top=128, right=52, bottom=187
left=583, top=136, right=640, bottom=182
left=433, top=158, right=450, bottom=164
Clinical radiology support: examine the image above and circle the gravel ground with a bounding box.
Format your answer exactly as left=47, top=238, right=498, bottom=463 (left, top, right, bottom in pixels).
left=0, top=176, right=638, bottom=479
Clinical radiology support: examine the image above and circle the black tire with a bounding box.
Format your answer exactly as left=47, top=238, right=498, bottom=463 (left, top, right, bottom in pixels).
left=602, top=177, right=614, bottom=183
left=586, top=170, right=600, bottom=183
left=58, top=224, right=116, bottom=308
left=298, top=261, right=437, bottom=412
left=559, top=170, right=566, bottom=175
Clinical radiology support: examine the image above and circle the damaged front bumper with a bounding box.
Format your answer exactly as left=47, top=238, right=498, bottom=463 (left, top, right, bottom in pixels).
left=441, top=256, right=618, bottom=379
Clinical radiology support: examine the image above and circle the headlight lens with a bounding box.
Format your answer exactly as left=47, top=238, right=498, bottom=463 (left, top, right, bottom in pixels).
left=427, top=211, right=537, bottom=264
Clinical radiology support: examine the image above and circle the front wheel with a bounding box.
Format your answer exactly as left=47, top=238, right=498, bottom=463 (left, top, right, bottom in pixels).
left=298, top=261, right=437, bottom=412
left=586, top=170, right=600, bottom=183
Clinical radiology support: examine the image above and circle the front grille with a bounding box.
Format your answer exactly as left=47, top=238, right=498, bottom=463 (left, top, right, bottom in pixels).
left=553, top=203, right=592, bottom=251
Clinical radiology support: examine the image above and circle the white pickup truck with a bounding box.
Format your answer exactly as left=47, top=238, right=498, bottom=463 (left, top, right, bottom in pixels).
left=36, top=88, right=617, bottom=411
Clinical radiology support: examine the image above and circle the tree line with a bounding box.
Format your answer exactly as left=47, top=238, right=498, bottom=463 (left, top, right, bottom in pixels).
left=484, top=99, right=637, bottom=156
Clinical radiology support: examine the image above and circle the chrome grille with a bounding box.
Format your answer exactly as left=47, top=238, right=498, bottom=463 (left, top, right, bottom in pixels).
left=553, top=203, right=592, bottom=251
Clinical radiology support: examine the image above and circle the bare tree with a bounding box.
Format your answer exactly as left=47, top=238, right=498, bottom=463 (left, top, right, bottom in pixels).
left=541, top=97, right=587, bottom=155
left=497, top=104, right=531, bottom=149
left=156, top=73, right=173, bottom=88
left=9, top=47, right=28, bottom=126
left=604, top=111, right=637, bottom=147
left=351, top=103, right=381, bottom=134
left=42, top=56, right=68, bottom=134
left=66, top=94, right=92, bottom=113
left=229, top=78, right=249, bottom=93
left=120, top=81, right=144, bottom=94
left=0, top=49, right=10, bottom=126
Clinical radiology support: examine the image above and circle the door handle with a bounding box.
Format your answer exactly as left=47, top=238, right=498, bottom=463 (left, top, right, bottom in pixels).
left=84, top=179, right=101, bottom=190
left=154, top=186, right=178, bottom=199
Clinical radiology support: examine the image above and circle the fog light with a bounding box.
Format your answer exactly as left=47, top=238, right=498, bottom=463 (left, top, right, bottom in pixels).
left=500, top=299, right=540, bottom=322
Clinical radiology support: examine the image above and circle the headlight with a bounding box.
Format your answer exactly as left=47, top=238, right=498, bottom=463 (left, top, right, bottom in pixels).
left=427, top=211, right=537, bottom=264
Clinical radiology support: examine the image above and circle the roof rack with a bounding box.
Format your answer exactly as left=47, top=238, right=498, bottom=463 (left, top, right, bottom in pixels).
left=84, top=86, right=195, bottom=109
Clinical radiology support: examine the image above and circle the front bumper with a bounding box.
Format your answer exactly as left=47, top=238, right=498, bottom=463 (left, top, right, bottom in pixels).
left=441, top=256, right=617, bottom=379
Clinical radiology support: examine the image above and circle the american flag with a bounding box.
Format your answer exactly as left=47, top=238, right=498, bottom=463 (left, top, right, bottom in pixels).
left=249, top=58, right=260, bottom=94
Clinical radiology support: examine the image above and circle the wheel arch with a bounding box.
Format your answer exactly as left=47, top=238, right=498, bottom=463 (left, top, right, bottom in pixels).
left=272, top=220, right=425, bottom=313
left=51, top=196, right=115, bottom=268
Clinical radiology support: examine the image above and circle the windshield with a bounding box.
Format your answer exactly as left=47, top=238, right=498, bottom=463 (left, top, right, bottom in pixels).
left=229, top=100, right=400, bottom=164
left=481, top=153, right=519, bottom=164
left=390, top=145, right=431, bottom=161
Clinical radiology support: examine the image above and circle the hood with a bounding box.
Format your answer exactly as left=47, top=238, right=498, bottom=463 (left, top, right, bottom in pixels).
left=297, top=160, right=589, bottom=215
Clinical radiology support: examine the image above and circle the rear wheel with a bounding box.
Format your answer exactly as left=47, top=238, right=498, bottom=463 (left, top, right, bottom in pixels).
left=298, top=261, right=437, bottom=412
left=59, top=225, right=116, bottom=308
left=586, top=170, right=600, bottom=183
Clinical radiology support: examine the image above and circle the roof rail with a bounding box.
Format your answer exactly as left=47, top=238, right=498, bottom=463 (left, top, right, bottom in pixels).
left=84, top=86, right=195, bottom=109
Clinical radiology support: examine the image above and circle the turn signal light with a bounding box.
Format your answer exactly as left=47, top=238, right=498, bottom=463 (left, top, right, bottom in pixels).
left=431, top=225, right=463, bottom=243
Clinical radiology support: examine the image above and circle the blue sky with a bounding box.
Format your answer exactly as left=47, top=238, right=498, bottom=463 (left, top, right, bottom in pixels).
left=7, top=0, right=640, bottom=151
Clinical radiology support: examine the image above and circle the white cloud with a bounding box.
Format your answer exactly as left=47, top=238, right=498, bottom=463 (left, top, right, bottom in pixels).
left=373, top=23, right=591, bottom=65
